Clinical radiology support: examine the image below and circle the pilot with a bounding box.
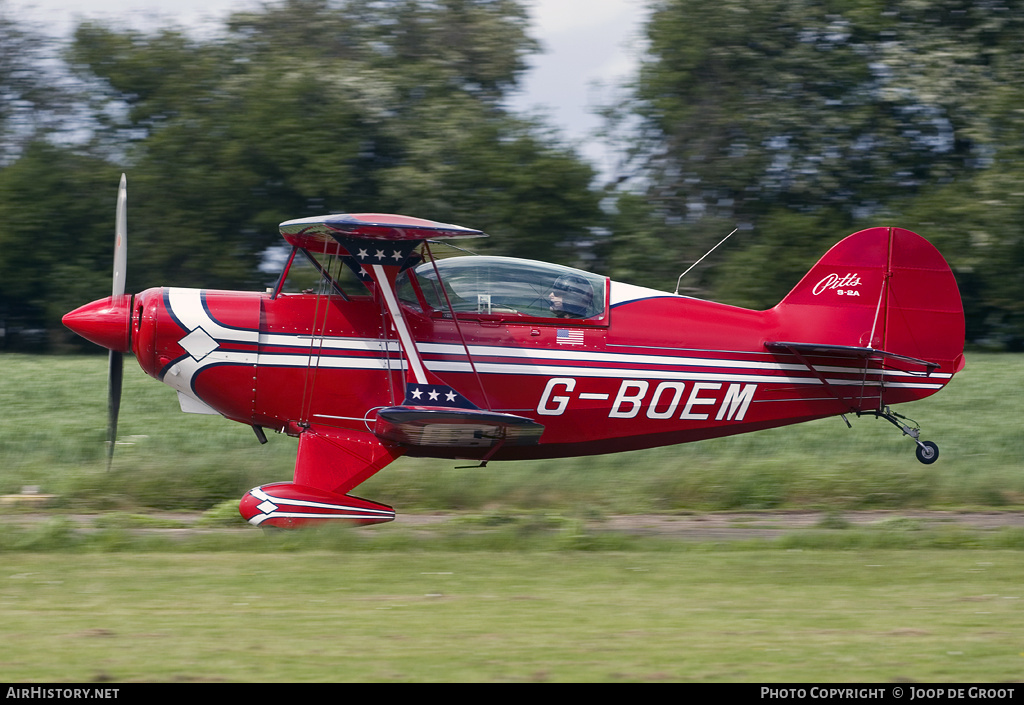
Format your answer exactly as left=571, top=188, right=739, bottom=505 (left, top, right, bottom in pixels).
left=548, top=274, right=594, bottom=318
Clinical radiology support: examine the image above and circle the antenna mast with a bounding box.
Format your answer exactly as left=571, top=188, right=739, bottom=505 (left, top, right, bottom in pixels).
left=674, top=228, right=739, bottom=295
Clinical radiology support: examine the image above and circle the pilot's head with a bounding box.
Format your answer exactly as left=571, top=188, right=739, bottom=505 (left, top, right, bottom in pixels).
left=549, top=274, right=593, bottom=318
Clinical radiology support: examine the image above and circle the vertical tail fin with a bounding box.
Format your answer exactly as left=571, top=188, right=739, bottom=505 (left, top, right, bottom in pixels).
left=772, top=227, right=965, bottom=373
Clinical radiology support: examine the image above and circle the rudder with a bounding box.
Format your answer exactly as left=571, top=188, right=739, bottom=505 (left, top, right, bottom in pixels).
left=772, top=227, right=965, bottom=374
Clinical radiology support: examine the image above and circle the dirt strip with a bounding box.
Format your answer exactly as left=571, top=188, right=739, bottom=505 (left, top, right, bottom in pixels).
left=3, top=510, right=1023, bottom=540
left=395, top=510, right=1024, bottom=540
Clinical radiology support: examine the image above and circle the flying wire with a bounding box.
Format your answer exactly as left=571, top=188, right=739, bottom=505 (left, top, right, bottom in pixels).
left=425, top=241, right=492, bottom=410
left=298, top=240, right=335, bottom=425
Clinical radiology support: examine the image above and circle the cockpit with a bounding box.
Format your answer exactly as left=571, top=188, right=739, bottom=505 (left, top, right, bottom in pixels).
left=396, top=256, right=607, bottom=321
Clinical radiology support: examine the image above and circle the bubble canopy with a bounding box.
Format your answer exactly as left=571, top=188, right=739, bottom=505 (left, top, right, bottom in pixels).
left=397, top=256, right=607, bottom=321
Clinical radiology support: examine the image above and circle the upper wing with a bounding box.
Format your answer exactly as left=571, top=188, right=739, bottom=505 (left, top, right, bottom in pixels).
left=279, top=213, right=486, bottom=250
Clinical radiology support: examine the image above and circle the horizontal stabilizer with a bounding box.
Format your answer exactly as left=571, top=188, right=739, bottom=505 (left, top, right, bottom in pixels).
left=374, top=406, right=544, bottom=448
left=765, top=341, right=940, bottom=374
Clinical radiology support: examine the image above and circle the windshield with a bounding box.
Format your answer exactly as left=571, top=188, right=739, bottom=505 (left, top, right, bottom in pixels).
left=397, top=256, right=606, bottom=320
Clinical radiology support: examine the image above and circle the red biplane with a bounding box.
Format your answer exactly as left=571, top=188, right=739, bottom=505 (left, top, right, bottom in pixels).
left=64, top=176, right=966, bottom=528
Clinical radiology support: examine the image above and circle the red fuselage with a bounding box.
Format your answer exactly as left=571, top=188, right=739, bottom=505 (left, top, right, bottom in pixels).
left=126, top=279, right=958, bottom=461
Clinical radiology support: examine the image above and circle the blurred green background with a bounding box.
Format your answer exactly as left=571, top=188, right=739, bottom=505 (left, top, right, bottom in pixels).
left=1, top=0, right=1023, bottom=351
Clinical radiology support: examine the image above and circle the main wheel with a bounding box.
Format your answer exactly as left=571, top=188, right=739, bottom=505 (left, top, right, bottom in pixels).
left=915, top=441, right=939, bottom=464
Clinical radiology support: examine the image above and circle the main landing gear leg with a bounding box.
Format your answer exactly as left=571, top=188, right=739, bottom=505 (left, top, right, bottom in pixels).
left=861, top=406, right=940, bottom=465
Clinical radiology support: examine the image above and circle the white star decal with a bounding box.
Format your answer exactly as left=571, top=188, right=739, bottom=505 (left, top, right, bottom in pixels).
left=356, top=248, right=368, bottom=260
left=391, top=250, right=404, bottom=261
left=375, top=249, right=386, bottom=260
left=445, top=391, right=457, bottom=402
left=428, top=389, right=440, bottom=401
left=411, top=388, right=423, bottom=399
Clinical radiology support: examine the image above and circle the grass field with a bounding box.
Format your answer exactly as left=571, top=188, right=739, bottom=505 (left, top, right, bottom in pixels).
left=1, top=550, right=1022, bottom=682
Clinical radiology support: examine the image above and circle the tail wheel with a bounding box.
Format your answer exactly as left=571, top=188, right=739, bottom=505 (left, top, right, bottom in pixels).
left=915, top=441, right=939, bottom=465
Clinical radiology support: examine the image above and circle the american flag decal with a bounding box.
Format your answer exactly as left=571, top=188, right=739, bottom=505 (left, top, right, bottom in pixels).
left=556, top=329, right=584, bottom=346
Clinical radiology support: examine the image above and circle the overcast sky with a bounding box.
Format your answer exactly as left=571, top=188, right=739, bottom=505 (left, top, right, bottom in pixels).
left=7, top=0, right=650, bottom=175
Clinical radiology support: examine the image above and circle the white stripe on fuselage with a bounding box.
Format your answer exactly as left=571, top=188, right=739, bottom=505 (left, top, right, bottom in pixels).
left=252, top=332, right=951, bottom=382
left=162, top=289, right=949, bottom=400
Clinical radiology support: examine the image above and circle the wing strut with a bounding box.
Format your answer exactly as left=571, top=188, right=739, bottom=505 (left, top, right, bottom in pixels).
left=766, top=341, right=940, bottom=413
left=768, top=343, right=868, bottom=414
left=423, top=240, right=492, bottom=410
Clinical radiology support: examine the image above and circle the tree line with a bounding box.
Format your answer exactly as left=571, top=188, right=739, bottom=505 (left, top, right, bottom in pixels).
left=1, top=0, right=1022, bottom=350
